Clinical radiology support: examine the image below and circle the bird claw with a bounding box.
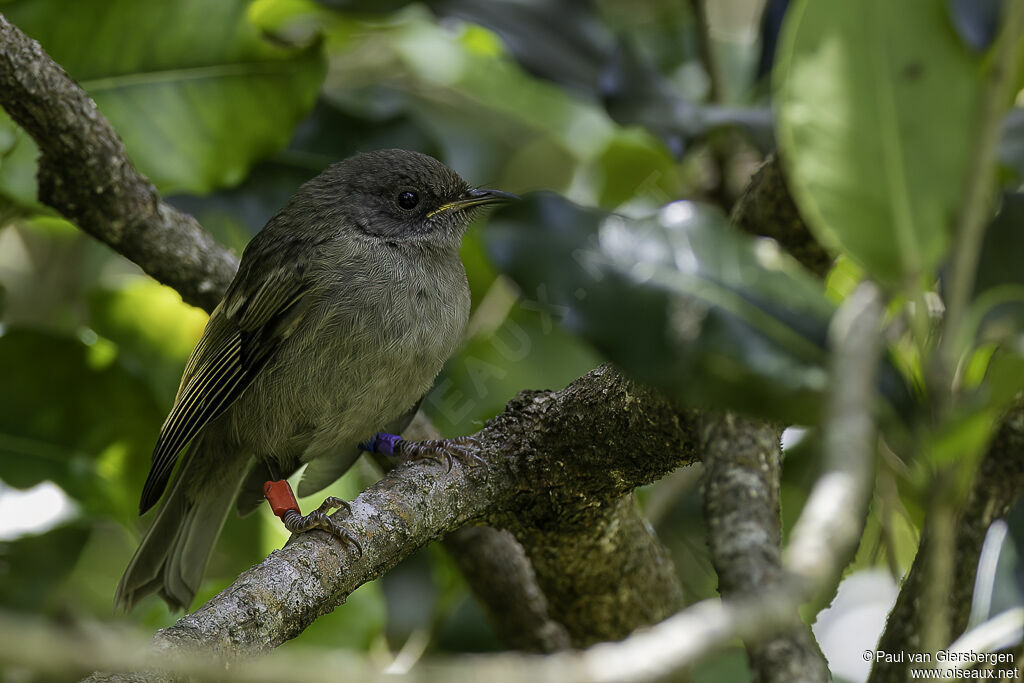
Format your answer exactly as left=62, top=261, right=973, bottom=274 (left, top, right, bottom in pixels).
left=397, top=435, right=485, bottom=472
left=282, top=497, right=362, bottom=556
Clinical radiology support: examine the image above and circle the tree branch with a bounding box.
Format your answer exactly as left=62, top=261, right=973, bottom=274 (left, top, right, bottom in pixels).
left=731, top=154, right=832, bottom=277
left=443, top=526, right=571, bottom=652
left=702, top=414, right=829, bottom=682
left=707, top=150, right=834, bottom=682
left=81, top=365, right=698, bottom=681
left=403, top=413, right=571, bottom=653
left=694, top=284, right=882, bottom=683
left=0, top=13, right=236, bottom=313
left=510, top=494, right=685, bottom=647
left=79, top=282, right=882, bottom=682
left=15, top=6, right=1019, bottom=681
left=785, top=284, right=882, bottom=589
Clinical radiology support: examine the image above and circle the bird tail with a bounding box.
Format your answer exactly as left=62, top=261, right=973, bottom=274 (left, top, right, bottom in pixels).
left=115, top=443, right=250, bottom=612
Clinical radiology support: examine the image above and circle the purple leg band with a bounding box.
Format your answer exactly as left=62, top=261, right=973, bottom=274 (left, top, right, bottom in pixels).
left=360, top=432, right=402, bottom=456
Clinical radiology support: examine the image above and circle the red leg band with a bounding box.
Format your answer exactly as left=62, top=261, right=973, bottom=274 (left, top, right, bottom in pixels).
left=263, top=480, right=300, bottom=519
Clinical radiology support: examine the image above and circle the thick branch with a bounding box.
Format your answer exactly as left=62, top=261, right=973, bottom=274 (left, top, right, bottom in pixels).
left=81, top=365, right=697, bottom=680
left=511, top=494, right=684, bottom=647
left=444, top=526, right=571, bottom=652
left=404, top=412, right=572, bottom=653
left=702, top=414, right=828, bottom=683
left=81, top=281, right=883, bottom=682
left=709, top=156, right=845, bottom=683
left=731, top=154, right=832, bottom=277
left=0, top=14, right=236, bottom=312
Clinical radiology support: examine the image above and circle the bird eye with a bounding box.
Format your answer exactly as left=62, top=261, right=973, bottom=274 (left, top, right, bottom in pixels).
left=397, top=190, right=420, bottom=210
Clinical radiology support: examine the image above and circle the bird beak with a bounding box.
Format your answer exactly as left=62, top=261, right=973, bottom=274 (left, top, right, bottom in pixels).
left=427, top=188, right=519, bottom=218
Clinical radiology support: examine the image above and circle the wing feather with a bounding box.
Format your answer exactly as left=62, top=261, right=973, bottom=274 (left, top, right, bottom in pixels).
left=139, top=264, right=310, bottom=514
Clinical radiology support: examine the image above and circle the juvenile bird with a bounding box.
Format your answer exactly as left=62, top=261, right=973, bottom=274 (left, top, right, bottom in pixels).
left=116, top=149, right=513, bottom=611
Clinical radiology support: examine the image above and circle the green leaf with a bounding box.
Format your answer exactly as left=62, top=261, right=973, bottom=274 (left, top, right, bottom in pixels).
left=962, top=193, right=1024, bottom=348
left=1, top=0, right=326, bottom=195
left=88, top=279, right=208, bottom=397
left=317, top=8, right=681, bottom=207
left=168, top=98, right=441, bottom=249
left=427, top=304, right=603, bottom=436
left=595, top=129, right=683, bottom=209
left=1000, top=109, right=1024, bottom=182
left=0, top=523, right=91, bottom=611
left=0, top=328, right=164, bottom=521
left=484, top=193, right=844, bottom=424
left=923, top=349, right=1024, bottom=476
left=775, top=0, right=980, bottom=287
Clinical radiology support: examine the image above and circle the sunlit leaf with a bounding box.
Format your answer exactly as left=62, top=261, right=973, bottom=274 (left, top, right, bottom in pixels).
left=88, top=279, right=209, bottom=400
left=775, top=0, right=980, bottom=287
left=1, top=0, right=326, bottom=195
left=927, top=352, right=1024, bottom=473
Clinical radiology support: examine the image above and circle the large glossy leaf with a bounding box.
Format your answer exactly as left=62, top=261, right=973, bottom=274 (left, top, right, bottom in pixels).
left=309, top=6, right=683, bottom=209
left=775, top=0, right=980, bottom=287
left=168, top=98, right=440, bottom=248
left=0, top=0, right=325, bottom=196
left=484, top=193, right=841, bottom=423
left=600, top=43, right=775, bottom=157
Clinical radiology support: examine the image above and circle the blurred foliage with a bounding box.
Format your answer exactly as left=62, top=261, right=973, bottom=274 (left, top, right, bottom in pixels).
left=2, top=0, right=1024, bottom=681
left=1001, top=108, right=1024, bottom=182
left=485, top=193, right=835, bottom=423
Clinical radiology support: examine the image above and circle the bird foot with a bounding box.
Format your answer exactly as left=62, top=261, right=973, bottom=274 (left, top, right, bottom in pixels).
left=263, top=481, right=361, bottom=556
left=361, top=433, right=485, bottom=472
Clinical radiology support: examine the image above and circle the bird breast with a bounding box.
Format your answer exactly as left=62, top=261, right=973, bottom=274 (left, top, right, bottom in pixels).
left=227, top=245, right=470, bottom=465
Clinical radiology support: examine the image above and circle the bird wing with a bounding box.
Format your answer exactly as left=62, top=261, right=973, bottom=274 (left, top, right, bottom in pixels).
left=139, top=263, right=311, bottom=514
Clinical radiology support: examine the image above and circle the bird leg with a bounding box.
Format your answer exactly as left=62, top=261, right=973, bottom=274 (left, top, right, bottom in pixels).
left=262, top=480, right=361, bottom=555
left=360, top=433, right=485, bottom=472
